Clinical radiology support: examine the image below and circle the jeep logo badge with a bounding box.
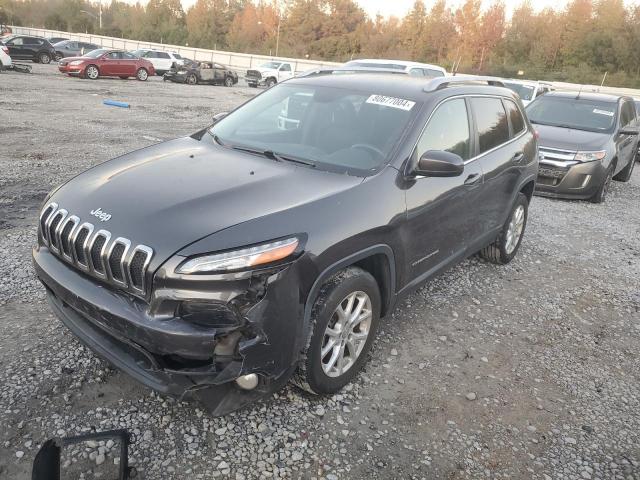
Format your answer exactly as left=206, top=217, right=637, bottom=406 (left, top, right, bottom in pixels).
left=90, top=208, right=112, bottom=222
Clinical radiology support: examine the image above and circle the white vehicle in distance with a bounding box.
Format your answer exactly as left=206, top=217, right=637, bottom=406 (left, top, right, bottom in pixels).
left=343, top=59, right=447, bottom=77
left=0, top=40, right=12, bottom=70
left=245, top=61, right=294, bottom=88
left=131, top=49, right=185, bottom=76
left=503, top=79, right=554, bottom=106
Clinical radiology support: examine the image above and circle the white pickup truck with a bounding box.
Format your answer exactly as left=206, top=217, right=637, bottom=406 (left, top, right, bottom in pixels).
left=245, top=61, right=294, bottom=88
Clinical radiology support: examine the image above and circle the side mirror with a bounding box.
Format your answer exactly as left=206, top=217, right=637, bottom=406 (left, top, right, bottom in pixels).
left=413, top=150, right=465, bottom=177
left=211, top=112, right=228, bottom=125
left=618, top=127, right=638, bottom=136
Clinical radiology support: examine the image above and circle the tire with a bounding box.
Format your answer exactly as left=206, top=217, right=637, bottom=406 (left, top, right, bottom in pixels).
left=248, top=82, right=257, bottom=88
left=38, top=52, right=51, bottom=64
left=294, top=267, right=381, bottom=395
left=590, top=164, right=614, bottom=203
left=136, top=68, right=148, bottom=81
left=119, top=76, right=128, bottom=80
left=54, top=53, right=62, bottom=62
left=224, top=76, right=234, bottom=87
left=479, top=193, right=528, bottom=265
left=266, top=77, right=276, bottom=88
left=613, top=155, right=635, bottom=182
left=85, top=64, right=99, bottom=80
left=186, top=73, right=197, bottom=85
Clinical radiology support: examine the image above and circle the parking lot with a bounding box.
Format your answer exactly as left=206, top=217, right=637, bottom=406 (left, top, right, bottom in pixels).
left=1, top=64, right=639, bottom=479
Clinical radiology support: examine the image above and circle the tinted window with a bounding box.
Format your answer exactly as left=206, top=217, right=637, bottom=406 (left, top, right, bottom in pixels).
left=106, top=52, right=121, bottom=59
left=620, top=100, right=635, bottom=128
left=424, top=68, right=444, bottom=77
left=157, top=52, right=171, bottom=59
left=280, top=63, right=291, bottom=72
left=122, top=52, right=137, bottom=59
left=416, top=98, right=470, bottom=160
left=526, top=96, right=617, bottom=132
left=504, top=99, right=525, bottom=136
left=24, top=37, right=40, bottom=45
left=471, top=97, right=509, bottom=153
left=504, top=82, right=535, bottom=101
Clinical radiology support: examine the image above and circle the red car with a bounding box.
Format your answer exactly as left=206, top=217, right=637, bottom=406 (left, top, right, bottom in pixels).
left=58, top=48, right=155, bottom=81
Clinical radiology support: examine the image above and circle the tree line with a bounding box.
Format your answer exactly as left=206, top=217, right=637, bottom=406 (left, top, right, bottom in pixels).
left=1, top=0, right=640, bottom=88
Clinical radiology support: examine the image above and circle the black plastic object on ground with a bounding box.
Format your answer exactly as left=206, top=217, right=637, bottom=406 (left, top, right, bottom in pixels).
left=32, top=429, right=137, bottom=480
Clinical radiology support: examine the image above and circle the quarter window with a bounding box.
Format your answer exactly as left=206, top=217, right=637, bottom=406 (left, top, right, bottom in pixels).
left=504, top=99, right=526, bottom=136
left=415, top=98, right=471, bottom=161
left=471, top=97, right=509, bottom=154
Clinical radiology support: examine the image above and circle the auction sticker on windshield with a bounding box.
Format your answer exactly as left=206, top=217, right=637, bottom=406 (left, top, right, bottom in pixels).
left=593, top=108, right=614, bottom=116
left=366, top=95, right=416, bottom=111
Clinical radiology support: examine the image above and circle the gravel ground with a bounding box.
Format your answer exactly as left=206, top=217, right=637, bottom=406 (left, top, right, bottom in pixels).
left=1, top=64, right=639, bottom=480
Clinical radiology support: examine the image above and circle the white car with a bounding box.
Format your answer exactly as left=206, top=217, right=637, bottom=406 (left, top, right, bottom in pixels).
left=343, top=59, right=447, bottom=78
left=503, top=80, right=554, bottom=106
left=131, top=49, right=184, bottom=75
left=0, top=41, right=12, bottom=70
left=245, top=61, right=294, bottom=88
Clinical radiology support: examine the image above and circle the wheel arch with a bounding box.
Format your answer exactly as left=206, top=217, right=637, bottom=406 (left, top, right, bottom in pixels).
left=303, top=245, right=396, bottom=331
left=519, top=178, right=535, bottom=203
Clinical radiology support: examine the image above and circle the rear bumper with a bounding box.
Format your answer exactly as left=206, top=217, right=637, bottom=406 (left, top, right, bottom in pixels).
left=534, top=160, right=606, bottom=200
left=33, top=245, right=307, bottom=415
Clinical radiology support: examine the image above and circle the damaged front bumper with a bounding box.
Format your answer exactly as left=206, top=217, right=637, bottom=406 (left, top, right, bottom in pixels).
left=33, top=246, right=308, bottom=416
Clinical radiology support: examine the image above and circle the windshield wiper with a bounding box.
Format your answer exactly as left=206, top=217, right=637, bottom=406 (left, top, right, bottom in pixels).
left=208, top=133, right=316, bottom=167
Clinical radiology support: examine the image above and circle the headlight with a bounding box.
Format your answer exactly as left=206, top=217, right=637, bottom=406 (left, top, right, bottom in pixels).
left=574, top=150, right=606, bottom=162
left=69, top=60, right=84, bottom=66
left=176, top=237, right=299, bottom=274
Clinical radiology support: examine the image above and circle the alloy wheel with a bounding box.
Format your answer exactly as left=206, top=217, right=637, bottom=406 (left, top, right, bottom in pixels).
left=187, top=74, right=197, bottom=85
left=39, top=53, right=51, bottom=64
left=86, top=66, right=99, bottom=79
left=505, top=205, right=525, bottom=255
left=321, top=291, right=372, bottom=378
left=225, top=76, right=233, bottom=87
left=137, top=68, right=148, bottom=81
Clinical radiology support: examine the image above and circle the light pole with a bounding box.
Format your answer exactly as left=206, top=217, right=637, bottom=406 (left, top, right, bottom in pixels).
left=80, top=1, right=101, bottom=30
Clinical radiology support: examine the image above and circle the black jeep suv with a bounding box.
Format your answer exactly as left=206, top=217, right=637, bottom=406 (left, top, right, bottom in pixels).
left=33, top=75, right=538, bottom=415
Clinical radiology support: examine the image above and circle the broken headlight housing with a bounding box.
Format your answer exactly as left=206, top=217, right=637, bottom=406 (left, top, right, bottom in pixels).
left=176, top=237, right=300, bottom=274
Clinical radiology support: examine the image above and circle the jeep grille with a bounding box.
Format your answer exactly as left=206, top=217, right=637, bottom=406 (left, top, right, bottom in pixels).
left=39, top=203, right=153, bottom=297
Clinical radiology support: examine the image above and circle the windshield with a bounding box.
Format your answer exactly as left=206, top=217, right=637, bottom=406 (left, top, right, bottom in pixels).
left=208, top=83, right=418, bottom=175
left=526, top=96, right=617, bottom=132
left=84, top=48, right=109, bottom=58
left=346, top=61, right=406, bottom=70
left=260, top=62, right=281, bottom=69
left=504, top=82, right=535, bottom=101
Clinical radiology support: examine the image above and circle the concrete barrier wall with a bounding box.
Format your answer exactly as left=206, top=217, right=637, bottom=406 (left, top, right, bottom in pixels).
left=8, top=25, right=342, bottom=74
left=7, top=25, right=640, bottom=97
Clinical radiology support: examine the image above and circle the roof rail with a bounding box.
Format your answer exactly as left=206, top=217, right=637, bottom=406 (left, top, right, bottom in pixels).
left=297, top=66, right=409, bottom=78
left=423, top=76, right=506, bottom=92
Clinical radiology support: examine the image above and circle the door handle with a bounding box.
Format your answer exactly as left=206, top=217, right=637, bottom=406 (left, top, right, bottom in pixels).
left=464, top=173, right=481, bottom=185
left=512, top=152, right=525, bottom=163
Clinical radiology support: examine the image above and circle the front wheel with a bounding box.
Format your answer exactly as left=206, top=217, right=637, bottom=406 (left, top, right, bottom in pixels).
left=38, top=52, right=51, bottom=64
left=266, top=78, right=276, bottom=88
left=224, top=76, right=234, bottom=87
left=590, top=164, right=614, bottom=203
left=136, top=68, right=148, bottom=81
left=54, top=53, right=62, bottom=62
left=85, top=65, right=99, bottom=80
left=294, top=267, right=381, bottom=394
left=479, top=193, right=528, bottom=264
left=186, top=73, right=197, bottom=85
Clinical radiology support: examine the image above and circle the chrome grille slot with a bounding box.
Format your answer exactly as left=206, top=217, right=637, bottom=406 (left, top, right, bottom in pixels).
left=38, top=203, right=154, bottom=297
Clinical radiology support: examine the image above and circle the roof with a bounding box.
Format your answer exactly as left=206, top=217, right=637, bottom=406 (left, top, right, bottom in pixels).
left=345, top=59, right=446, bottom=72
left=544, top=90, right=624, bottom=103
left=288, top=73, right=514, bottom=101
left=504, top=79, right=553, bottom=87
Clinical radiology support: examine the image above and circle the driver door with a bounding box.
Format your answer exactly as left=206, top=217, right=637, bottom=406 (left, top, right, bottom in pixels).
left=101, top=51, right=122, bottom=75
left=404, top=98, right=484, bottom=282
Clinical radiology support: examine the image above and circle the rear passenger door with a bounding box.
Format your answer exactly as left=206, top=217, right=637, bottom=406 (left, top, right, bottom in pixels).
left=616, top=99, right=637, bottom=172
left=404, top=97, right=484, bottom=281
left=469, top=96, right=530, bottom=239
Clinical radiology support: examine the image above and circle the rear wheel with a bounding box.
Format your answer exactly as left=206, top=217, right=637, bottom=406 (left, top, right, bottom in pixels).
left=136, top=68, right=148, bottom=81
left=479, top=193, right=528, bottom=264
left=590, top=164, right=614, bottom=203
left=85, top=65, right=99, bottom=80
left=186, top=73, right=197, bottom=85
left=294, top=267, right=381, bottom=394
left=224, top=76, right=234, bottom=87
left=38, top=52, right=51, bottom=64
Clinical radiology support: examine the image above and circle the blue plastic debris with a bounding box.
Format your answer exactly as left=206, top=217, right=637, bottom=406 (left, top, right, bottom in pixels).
left=103, top=99, right=130, bottom=108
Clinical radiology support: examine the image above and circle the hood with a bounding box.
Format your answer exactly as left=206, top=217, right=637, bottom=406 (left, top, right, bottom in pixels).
left=49, top=136, right=362, bottom=268
left=59, top=56, right=85, bottom=63
left=535, top=124, right=610, bottom=152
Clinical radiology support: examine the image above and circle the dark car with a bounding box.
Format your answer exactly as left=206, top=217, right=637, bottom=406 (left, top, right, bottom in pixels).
left=47, top=36, right=68, bottom=45
left=53, top=40, right=100, bottom=61
left=164, top=61, right=238, bottom=86
left=3, top=35, right=56, bottom=64
left=33, top=75, right=538, bottom=415
left=527, top=91, right=638, bottom=203
left=58, top=49, right=155, bottom=80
